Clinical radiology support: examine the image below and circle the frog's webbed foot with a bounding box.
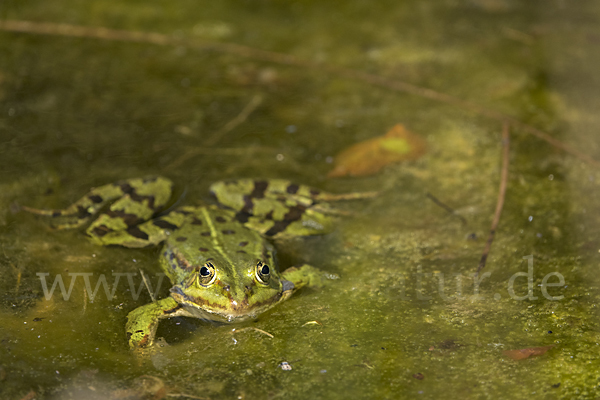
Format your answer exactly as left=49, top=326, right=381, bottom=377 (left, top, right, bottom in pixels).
left=281, top=264, right=327, bottom=291
left=210, top=179, right=377, bottom=239
left=126, top=296, right=191, bottom=350
left=280, top=264, right=330, bottom=295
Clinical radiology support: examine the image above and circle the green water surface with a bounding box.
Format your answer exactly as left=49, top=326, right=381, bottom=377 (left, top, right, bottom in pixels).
left=1, top=0, right=600, bottom=399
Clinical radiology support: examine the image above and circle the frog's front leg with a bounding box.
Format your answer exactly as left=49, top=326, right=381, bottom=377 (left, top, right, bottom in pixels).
left=126, top=296, right=191, bottom=349
left=280, top=264, right=326, bottom=300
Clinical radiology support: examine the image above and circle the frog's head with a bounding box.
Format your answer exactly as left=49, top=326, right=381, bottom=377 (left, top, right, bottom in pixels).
left=170, top=257, right=289, bottom=322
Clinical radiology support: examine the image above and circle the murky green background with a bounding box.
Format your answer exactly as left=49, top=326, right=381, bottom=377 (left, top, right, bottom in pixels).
left=2, top=0, right=600, bottom=398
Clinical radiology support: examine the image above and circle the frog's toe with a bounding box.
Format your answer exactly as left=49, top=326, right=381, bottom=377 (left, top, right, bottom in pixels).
left=281, top=264, right=328, bottom=290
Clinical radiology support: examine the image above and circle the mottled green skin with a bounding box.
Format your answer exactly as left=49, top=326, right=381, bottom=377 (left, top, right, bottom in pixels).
left=24, top=177, right=375, bottom=349
left=126, top=205, right=323, bottom=349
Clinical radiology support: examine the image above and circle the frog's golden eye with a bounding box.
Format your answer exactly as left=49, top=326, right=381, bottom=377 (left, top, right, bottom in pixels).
left=197, top=262, right=217, bottom=286
left=255, top=261, right=270, bottom=284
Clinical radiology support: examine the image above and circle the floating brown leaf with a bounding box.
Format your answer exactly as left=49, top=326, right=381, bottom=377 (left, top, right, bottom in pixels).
left=503, top=345, right=555, bottom=361
left=328, top=124, right=427, bottom=178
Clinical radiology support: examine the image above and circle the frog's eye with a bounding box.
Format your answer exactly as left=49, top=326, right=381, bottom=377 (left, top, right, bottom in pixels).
left=255, top=261, right=270, bottom=284
left=197, top=262, right=216, bottom=286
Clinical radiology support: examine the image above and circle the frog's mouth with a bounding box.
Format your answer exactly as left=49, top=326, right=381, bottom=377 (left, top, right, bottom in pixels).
left=169, top=286, right=285, bottom=323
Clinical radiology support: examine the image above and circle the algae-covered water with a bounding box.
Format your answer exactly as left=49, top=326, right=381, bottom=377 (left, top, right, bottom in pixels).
left=2, top=0, right=600, bottom=399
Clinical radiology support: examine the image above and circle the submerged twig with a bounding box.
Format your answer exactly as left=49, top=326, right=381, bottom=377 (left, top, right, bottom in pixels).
left=167, top=393, right=209, bottom=400
left=230, top=327, right=274, bottom=338
left=1, top=20, right=598, bottom=167
left=83, top=286, right=88, bottom=314
left=164, top=95, right=263, bottom=171
left=205, top=94, right=263, bottom=147
left=476, top=122, right=510, bottom=274
left=15, top=269, right=22, bottom=295
left=426, top=192, right=468, bottom=226
left=140, top=269, right=156, bottom=302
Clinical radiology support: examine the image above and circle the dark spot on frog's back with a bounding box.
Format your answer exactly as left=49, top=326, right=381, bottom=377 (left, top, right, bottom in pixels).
left=129, top=192, right=155, bottom=209
left=176, top=236, right=187, bottom=242
left=153, top=219, right=178, bottom=230
left=284, top=205, right=306, bottom=221
left=91, top=225, right=112, bottom=237
left=77, top=205, right=91, bottom=218
left=198, top=247, right=209, bottom=252
left=237, top=250, right=246, bottom=254
left=222, top=230, right=235, bottom=235
left=88, top=194, right=103, bottom=204
left=238, top=241, right=248, bottom=247
left=52, top=211, right=62, bottom=217
left=286, top=184, right=299, bottom=194
left=215, top=216, right=227, bottom=223
left=120, top=183, right=135, bottom=194
left=265, top=220, right=291, bottom=237
left=119, top=182, right=156, bottom=209
left=191, top=217, right=203, bottom=225
left=250, top=181, right=268, bottom=199
left=242, top=195, right=254, bottom=213
left=235, top=212, right=250, bottom=223
left=107, top=210, right=142, bottom=227
left=201, top=232, right=211, bottom=237
left=128, top=227, right=149, bottom=240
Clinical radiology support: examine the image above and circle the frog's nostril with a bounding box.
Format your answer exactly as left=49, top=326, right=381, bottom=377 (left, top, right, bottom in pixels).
left=223, top=285, right=230, bottom=292
left=245, top=285, right=252, bottom=293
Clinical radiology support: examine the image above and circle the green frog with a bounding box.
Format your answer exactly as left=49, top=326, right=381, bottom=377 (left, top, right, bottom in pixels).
left=24, top=177, right=374, bottom=349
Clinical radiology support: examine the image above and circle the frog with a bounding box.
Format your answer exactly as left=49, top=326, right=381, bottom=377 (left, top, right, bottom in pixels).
left=23, top=177, right=375, bottom=349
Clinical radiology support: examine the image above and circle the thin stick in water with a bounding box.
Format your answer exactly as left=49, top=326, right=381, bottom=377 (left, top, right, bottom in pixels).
left=477, top=122, right=510, bottom=274
left=140, top=269, right=156, bottom=302
left=164, top=94, right=263, bottom=172
left=426, top=192, right=468, bottom=226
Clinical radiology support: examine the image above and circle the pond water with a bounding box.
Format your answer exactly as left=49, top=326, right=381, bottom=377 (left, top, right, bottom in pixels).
left=1, top=0, right=600, bottom=398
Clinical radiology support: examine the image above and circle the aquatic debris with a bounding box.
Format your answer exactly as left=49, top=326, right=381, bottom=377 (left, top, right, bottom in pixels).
left=111, top=375, right=166, bottom=400
left=327, top=124, right=426, bottom=178
left=230, top=327, right=274, bottom=339
left=18, top=390, right=36, bottom=400
left=476, top=122, right=510, bottom=274
left=502, top=345, right=554, bottom=361
left=301, top=320, right=323, bottom=327
left=426, top=192, right=468, bottom=225
left=279, top=361, right=293, bottom=371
